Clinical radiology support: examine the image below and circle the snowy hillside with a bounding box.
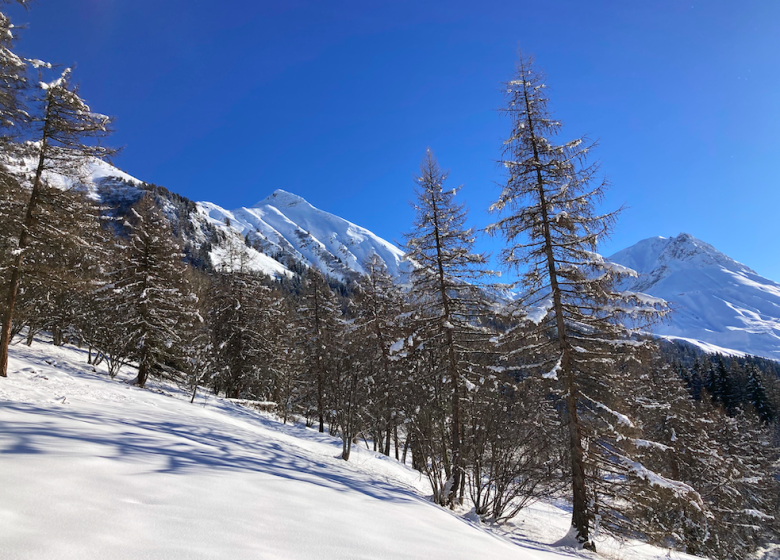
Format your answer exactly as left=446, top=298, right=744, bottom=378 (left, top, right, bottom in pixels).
left=0, top=338, right=702, bottom=560
left=197, top=190, right=407, bottom=280
left=609, top=233, right=780, bottom=359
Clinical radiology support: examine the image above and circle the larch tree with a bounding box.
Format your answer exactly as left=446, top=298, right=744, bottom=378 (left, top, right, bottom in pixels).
left=404, top=149, right=495, bottom=507
left=353, top=253, right=406, bottom=458
left=0, top=0, right=31, bottom=141
left=297, top=267, right=343, bottom=433
left=0, top=67, right=115, bottom=377
left=487, top=54, right=668, bottom=548
left=109, top=194, right=200, bottom=388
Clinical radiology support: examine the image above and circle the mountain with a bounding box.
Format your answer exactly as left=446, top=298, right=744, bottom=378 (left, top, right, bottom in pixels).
left=196, top=190, right=406, bottom=279
left=47, top=159, right=405, bottom=280
left=609, top=233, right=780, bottom=359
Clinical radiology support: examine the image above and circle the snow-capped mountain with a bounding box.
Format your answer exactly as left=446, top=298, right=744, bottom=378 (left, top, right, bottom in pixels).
left=196, top=190, right=406, bottom=279
left=609, top=233, right=780, bottom=359
left=44, top=158, right=405, bottom=280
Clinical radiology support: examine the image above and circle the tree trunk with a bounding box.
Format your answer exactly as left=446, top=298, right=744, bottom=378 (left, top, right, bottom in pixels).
left=137, top=359, right=149, bottom=388
left=522, top=79, right=590, bottom=547
left=0, top=97, right=51, bottom=378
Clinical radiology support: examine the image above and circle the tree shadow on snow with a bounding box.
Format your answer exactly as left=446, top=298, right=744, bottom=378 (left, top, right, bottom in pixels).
left=0, top=401, right=419, bottom=507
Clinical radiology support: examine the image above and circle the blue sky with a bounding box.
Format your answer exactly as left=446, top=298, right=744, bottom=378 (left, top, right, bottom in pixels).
left=7, top=1, right=780, bottom=280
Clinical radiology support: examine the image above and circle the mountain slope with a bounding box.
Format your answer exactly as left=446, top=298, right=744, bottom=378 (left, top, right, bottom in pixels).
left=609, top=233, right=780, bottom=359
left=196, top=190, right=407, bottom=279
left=25, top=158, right=404, bottom=279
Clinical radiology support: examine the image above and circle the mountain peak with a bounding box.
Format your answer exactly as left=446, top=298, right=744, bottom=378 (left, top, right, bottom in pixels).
left=609, top=233, right=780, bottom=359
left=609, top=233, right=750, bottom=277
left=254, top=189, right=309, bottom=208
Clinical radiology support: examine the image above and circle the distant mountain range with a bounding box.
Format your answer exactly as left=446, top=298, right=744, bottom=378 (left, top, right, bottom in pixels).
left=59, top=160, right=780, bottom=360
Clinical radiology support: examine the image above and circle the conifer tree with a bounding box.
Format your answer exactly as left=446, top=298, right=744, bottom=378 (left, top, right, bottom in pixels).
left=209, top=270, right=278, bottom=399
left=352, top=254, right=406, bottom=458
left=0, top=67, right=115, bottom=376
left=297, top=268, right=343, bottom=432
left=108, top=195, right=199, bottom=388
left=746, top=364, right=774, bottom=424
left=404, top=149, right=495, bottom=506
left=0, top=0, right=31, bottom=140
left=487, top=54, right=668, bottom=547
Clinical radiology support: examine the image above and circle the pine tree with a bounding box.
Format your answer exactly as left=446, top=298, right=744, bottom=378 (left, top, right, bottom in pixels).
left=0, top=0, right=31, bottom=140
left=746, top=364, right=774, bottom=424
left=108, top=195, right=199, bottom=388
left=352, top=254, right=406, bottom=457
left=0, top=67, right=115, bottom=376
left=487, top=53, right=668, bottom=548
left=209, top=270, right=278, bottom=399
left=404, top=149, right=495, bottom=506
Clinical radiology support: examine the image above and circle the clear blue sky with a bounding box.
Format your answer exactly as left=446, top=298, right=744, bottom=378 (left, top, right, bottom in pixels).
left=7, top=1, right=780, bottom=280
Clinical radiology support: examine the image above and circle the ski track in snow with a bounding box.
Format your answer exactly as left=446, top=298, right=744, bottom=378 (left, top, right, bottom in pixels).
left=0, top=338, right=703, bottom=560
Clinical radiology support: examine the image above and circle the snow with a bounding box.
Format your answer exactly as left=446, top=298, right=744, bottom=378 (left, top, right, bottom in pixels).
left=609, top=233, right=780, bottom=359
left=197, top=190, right=408, bottom=280
left=526, top=298, right=553, bottom=325
left=0, top=337, right=704, bottom=560
left=543, top=355, right=562, bottom=380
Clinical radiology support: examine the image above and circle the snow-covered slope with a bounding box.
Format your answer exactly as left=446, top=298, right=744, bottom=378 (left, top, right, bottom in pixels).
left=196, top=190, right=407, bottom=280
left=609, top=233, right=780, bottom=359
left=0, top=337, right=702, bottom=560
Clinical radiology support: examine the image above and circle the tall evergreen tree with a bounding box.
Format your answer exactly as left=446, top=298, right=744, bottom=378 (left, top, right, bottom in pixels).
left=352, top=254, right=407, bottom=458
left=746, top=364, right=774, bottom=424
left=297, top=267, right=342, bottom=432
left=487, top=54, right=668, bottom=548
left=108, top=195, right=200, bottom=388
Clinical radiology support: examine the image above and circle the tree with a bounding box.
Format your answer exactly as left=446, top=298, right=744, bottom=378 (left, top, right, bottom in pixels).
left=404, top=149, right=495, bottom=507
left=352, top=254, right=407, bottom=458
left=746, top=364, right=774, bottom=424
left=487, top=54, right=668, bottom=548
left=108, top=194, right=199, bottom=388
left=0, top=0, right=32, bottom=141
left=0, top=67, right=115, bottom=376
left=297, top=268, right=343, bottom=432
left=209, top=270, right=279, bottom=399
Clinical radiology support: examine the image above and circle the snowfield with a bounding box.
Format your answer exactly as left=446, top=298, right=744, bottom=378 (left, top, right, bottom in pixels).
left=1, top=338, right=702, bottom=560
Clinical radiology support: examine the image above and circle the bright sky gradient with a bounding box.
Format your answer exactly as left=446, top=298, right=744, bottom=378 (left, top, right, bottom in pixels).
left=7, top=1, right=780, bottom=280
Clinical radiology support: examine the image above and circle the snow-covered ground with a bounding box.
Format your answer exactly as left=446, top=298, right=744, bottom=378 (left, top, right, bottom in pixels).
left=1, top=338, right=702, bottom=560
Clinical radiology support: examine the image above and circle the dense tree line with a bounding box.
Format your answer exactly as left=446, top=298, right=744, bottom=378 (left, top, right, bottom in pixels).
left=0, top=7, right=777, bottom=558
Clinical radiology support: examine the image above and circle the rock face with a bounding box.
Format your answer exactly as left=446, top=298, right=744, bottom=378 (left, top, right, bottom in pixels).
left=609, top=233, right=780, bottom=359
